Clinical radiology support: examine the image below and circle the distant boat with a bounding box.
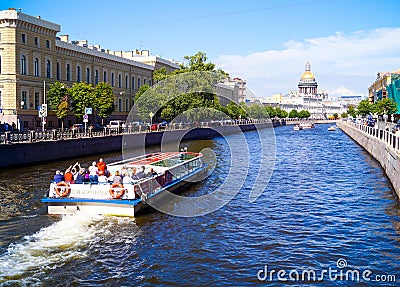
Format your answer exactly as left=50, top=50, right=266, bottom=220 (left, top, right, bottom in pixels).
left=293, top=124, right=303, bottom=131
left=328, top=126, right=336, bottom=131
left=299, top=122, right=315, bottom=129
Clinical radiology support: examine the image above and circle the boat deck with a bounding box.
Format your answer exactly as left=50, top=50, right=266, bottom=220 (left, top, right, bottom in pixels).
left=129, top=152, right=180, bottom=166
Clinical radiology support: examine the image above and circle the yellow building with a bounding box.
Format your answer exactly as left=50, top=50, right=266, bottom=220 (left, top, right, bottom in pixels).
left=368, top=69, right=400, bottom=104
left=0, top=8, right=179, bottom=130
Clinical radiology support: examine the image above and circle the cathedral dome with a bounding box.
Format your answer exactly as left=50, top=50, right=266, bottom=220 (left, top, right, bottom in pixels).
left=301, top=70, right=315, bottom=80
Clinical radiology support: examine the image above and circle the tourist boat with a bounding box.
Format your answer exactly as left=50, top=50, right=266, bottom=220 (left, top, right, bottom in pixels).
left=299, top=122, right=315, bottom=129
left=327, top=126, right=336, bottom=131
left=293, top=124, right=303, bottom=131
left=42, top=152, right=207, bottom=217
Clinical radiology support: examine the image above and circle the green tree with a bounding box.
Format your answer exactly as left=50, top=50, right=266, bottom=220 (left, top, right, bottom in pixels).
left=347, top=105, right=357, bottom=118
left=69, top=82, right=95, bottom=120
left=47, top=82, right=69, bottom=129
left=93, top=82, right=115, bottom=123
left=356, top=99, right=372, bottom=117
left=333, top=113, right=339, bottom=119
left=153, top=67, right=168, bottom=84
left=265, top=106, right=276, bottom=118
left=288, top=109, right=299, bottom=118
left=341, top=112, right=348, bottom=118
left=372, top=98, right=397, bottom=115
left=135, top=84, right=150, bottom=102
left=298, top=110, right=310, bottom=118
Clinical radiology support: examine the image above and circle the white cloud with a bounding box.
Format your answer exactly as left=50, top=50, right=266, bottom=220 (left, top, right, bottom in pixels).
left=214, top=28, right=400, bottom=98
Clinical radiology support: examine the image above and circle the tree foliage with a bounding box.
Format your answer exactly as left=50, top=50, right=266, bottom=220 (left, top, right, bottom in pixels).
left=356, top=99, right=372, bottom=117
left=372, top=98, right=397, bottom=115
left=289, top=109, right=299, bottom=118
left=69, top=82, right=95, bottom=120
left=93, top=82, right=115, bottom=120
left=347, top=105, right=357, bottom=118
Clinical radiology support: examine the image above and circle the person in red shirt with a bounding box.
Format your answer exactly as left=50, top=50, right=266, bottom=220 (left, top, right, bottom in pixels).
left=64, top=168, right=74, bottom=183
left=96, top=158, right=107, bottom=174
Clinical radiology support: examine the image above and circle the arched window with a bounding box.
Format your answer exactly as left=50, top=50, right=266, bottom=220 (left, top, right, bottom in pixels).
left=46, top=60, right=51, bottom=78
left=95, top=70, right=99, bottom=85
left=86, top=67, right=90, bottom=83
left=21, top=55, right=27, bottom=75
left=77, top=66, right=81, bottom=82
left=56, top=62, right=60, bottom=80
left=103, top=71, right=107, bottom=83
left=66, top=64, right=71, bottom=81
left=34, top=58, right=39, bottom=76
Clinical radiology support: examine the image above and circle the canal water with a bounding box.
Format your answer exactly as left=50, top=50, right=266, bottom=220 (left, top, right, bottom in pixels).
left=0, top=124, right=399, bottom=286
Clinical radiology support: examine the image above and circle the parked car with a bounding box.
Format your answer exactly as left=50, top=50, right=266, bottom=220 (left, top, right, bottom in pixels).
left=88, top=124, right=104, bottom=131
left=107, top=120, right=125, bottom=131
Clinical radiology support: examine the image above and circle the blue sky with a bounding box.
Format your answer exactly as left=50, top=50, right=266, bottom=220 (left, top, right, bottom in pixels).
left=3, top=0, right=400, bottom=98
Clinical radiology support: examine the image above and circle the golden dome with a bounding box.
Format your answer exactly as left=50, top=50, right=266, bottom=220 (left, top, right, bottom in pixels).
left=301, top=70, right=315, bottom=80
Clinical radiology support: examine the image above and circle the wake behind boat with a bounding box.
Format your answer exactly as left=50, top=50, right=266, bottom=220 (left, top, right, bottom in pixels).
left=42, top=152, right=206, bottom=217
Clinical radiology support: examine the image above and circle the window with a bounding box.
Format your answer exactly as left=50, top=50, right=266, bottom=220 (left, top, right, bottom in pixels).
left=143, top=78, right=146, bottom=85
left=86, top=67, right=90, bottom=83
left=66, top=64, right=71, bottom=81
left=21, top=33, right=26, bottom=43
left=34, top=58, right=39, bottom=76
left=21, top=91, right=27, bottom=109
left=137, top=78, right=140, bottom=88
left=20, top=55, right=27, bottom=75
left=125, top=75, right=128, bottom=89
left=149, top=79, right=152, bottom=86
left=34, top=37, right=38, bottom=46
left=77, top=66, right=81, bottom=82
left=0, top=91, right=2, bottom=108
left=111, top=73, right=114, bottom=87
left=131, top=77, right=134, bottom=89
left=118, top=74, right=122, bottom=88
left=125, top=99, right=129, bottom=111
left=103, top=71, right=107, bottom=83
left=46, top=40, right=50, bottom=49
left=118, top=99, right=122, bottom=112
left=95, top=70, right=99, bottom=85
left=0, top=55, right=2, bottom=74
left=34, top=92, right=40, bottom=110
left=46, top=60, right=51, bottom=78
left=56, top=62, right=60, bottom=80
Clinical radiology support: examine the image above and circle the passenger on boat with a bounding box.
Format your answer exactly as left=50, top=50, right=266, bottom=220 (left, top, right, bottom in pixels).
left=75, top=168, right=85, bottom=184
left=64, top=168, right=74, bottom=183
left=137, top=166, right=146, bottom=179
left=84, top=169, right=90, bottom=182
left=88, top=161, right=98, bottom=182
left=98, top=170, right=108, bottom=183
left=147, top=168, right=158, bottom=177
left=96, top=158, right=107, bottom=174
left=131, top=167, right=140, bottom=180
left=112, top=170, right=123, bottom=183
left=122, top=173, right=135, bottom=184
left=53, top=170, right=64, bottom=182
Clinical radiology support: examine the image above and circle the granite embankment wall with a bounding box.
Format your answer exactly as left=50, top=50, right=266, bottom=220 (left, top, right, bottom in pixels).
left=0, top=122, right=278, bottom=169
left=337, top=121, right=400, bottom=199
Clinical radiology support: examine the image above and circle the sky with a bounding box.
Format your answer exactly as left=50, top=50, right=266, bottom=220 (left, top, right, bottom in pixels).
left=2, top=0, right=400, bottom=98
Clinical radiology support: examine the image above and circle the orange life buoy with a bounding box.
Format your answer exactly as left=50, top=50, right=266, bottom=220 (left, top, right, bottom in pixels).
left=54, top=181, right=71, bottom=197
left=109, top=183, right=125, bottom=199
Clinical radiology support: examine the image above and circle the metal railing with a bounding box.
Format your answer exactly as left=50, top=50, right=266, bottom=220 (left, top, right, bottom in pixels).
left=342, top=120, right=400, bottom=153
left=0, top=118, right=276, bottom=144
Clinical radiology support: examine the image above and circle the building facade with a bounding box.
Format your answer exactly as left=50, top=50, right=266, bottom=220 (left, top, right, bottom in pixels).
left=368, top=69, right=400, bottom=113
left=0, top=8, right=178, bottom=130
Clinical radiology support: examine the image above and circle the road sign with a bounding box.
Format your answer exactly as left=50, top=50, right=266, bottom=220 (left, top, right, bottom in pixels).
left=83, top=114, right=89, bottom=122
left=149, top=112, right=154, bottom=118
left=41, top=104, right=47, bottom=117
left=85, top=107, right=92, bottom=115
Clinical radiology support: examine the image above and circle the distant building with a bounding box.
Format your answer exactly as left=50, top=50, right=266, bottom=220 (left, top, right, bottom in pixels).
left=0, top=8, right=179, bottom=130
left=215, top=77, right=246, bottom=105
left=368, top=69, right=400, bottom=113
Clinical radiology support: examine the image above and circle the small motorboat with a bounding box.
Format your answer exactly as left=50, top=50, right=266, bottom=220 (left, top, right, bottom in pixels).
left=299, top=122, right=315, bottom=129
left=327, top=126, right=336, bottom=131
left=293, top=124, right=303, bottom=131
